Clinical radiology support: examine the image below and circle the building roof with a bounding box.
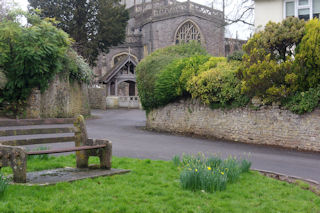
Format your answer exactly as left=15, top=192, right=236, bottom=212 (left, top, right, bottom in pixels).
left=100, top=55, right=138, bottom=84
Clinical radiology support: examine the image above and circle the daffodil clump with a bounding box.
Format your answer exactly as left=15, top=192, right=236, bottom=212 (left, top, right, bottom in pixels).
left=0, top=172, right=8, bottom=197
left=174, top=153, right=251, bottom=193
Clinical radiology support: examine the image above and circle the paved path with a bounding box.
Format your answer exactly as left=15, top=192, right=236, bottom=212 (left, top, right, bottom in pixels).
left=86, top=109, right=320, bottom=182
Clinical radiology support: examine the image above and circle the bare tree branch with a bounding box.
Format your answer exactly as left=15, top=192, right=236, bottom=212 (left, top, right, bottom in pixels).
left=225, top=6, right=254, bottom=26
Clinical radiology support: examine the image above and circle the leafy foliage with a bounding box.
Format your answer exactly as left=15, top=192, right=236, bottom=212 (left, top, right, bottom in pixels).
left=0, top=11, right=71, bottom=114
left=227, top=50, right=244, bottom=61
left=294, top=18, right=320, bottom=90
left=237, top=17, right=305, bottom=103
left=64, top=50, right=93, bottom=84
left=153, top=59, right=186, bottom=108
left=187, top=61, right=249, bottom=109
left=283, top=87, right=320, bottom=114
left=244, top=17, right=305, bottom=62
left=136, top=42, right=208, bottom=111
left=28, top=0, right=129, bottom=65
left=178, top=55, right=211, bottom=92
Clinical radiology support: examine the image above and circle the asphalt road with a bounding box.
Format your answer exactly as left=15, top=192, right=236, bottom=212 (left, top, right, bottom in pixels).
left=86, top=109, right=320, bottom=183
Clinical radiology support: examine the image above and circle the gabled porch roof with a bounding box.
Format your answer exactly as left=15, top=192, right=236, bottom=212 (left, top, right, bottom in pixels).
left=100, top=55, right=138, bottom=84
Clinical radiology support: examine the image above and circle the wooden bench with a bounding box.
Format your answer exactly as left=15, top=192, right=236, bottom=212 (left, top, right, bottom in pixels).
left=0, top=115, right=112, bottom=183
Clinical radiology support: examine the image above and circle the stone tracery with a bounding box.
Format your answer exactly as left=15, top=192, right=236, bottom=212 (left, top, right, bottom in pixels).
left=175, top=21, right=202, bottom=44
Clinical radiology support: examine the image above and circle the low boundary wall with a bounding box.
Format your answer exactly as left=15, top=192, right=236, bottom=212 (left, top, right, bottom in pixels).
left=147, top=99, right=320, bottom=152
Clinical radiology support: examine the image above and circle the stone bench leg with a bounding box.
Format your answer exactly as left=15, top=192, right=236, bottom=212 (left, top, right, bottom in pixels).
left=12, top=155, right=27, bottom=183
left=0, top=146, right=27, bottom=183
left=99, top=142, right=112, bottom=169
left=76, top=150, right=89, bottom=168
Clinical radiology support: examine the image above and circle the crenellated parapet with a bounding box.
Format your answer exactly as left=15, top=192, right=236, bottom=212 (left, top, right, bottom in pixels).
left=130, top=1, right=224, bottom=27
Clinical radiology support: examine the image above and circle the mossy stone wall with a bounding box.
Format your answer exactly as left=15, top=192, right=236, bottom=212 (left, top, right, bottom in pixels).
left=26, top=74, right=90, bottom=118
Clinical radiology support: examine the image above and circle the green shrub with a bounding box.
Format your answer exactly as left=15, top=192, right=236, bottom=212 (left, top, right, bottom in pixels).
left=65, top=50, right=93, bottom=84
left=175, top=153, right=251, bottom=193
left=0, top=10, right=71, bottom=115
left=294, top=18, right=320, bottom=90
left=153, top=59, right=187, bottom=108
left=196, top=57, right=226, bottom=73
left=282, top=87, right=320, bottom=114
left=0, top=173, right=8, bottom=197
left=238, top=17, right=305, bottom=103
left=187, top=61, right=249, bottom=108
left=227, top=50, right=244, bottom=61
left=238, top=53, right=297, bottom=103
left=136, top=42, right=208, bottom=111
left=244, top=17, right=305, bottom=62
left=179, top=55, right=211, bottom=92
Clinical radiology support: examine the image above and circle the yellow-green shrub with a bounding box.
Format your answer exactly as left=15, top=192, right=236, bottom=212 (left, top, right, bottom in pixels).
left=294, top=18, right=320, bottom=90
left=178, top=55, right=210, bottom=92
left=237, top=17, right=305, bottom=103
left=187, top=61, right=249, bottom=108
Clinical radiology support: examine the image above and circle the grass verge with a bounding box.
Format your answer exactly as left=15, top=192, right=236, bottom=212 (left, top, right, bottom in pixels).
left=0, top=155, right=319, bottom=213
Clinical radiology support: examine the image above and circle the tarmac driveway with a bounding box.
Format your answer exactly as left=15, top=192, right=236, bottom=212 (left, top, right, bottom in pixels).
left=86, top=109, right=320, bottom=183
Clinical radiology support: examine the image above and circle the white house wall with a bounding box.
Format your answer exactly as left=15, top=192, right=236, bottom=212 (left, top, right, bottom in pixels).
left=255, top=0, right=283, bottom=28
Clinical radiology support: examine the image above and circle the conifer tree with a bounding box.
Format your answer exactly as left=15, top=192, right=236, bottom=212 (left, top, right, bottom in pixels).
left=28, top=0, right=129, bottom=65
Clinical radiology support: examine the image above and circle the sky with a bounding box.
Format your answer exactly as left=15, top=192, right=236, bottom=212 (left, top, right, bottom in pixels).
left=14, top=0, right=253, bottom=39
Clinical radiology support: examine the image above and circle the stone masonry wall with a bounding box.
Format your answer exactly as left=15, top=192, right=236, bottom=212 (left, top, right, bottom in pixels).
left=147, top=99, right=320, bottom=152
left=88, top=86, right=107, bottom=110
left=26, top=74, right=90, bottom=118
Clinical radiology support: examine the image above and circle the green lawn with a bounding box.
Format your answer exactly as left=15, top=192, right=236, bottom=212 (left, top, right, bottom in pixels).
left=0, top=155, right=319, bottom=213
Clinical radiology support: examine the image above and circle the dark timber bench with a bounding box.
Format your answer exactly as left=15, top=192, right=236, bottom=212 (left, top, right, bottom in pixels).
left=0, top=115, right=112, bottom=183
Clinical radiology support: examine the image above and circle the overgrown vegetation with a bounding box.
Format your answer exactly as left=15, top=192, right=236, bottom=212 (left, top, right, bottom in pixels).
left=0, top=10, right=93, bottom=116
left=138, top=17, right=320, bottom=114
left=174, top=153, right=251, bottom=192
left=0, top=155, right=319, bottom=212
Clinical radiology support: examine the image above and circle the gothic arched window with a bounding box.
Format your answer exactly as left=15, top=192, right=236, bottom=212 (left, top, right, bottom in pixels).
left=175, top=21, right=202, bottom=44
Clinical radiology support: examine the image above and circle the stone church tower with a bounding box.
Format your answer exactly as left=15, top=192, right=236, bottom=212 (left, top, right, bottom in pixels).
left=95, top=0, right=225, bottom=104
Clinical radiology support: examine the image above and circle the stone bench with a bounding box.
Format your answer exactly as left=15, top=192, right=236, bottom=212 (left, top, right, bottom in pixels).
left=0, top=115, right=112, bottom=183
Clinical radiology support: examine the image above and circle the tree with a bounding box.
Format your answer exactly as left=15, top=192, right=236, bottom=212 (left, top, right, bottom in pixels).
left=208, top=0, right=254, bottom=39
left=222, top=0, right=254, bottom=27
left=28, top=0, right=129, bottom=65
left=0, top=11, right=71, bottom=114
left=0, top=0, right=16, bottom=20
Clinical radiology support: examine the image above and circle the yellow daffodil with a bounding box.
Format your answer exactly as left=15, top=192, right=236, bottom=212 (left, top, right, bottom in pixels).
left=207, top=167, right=212, bottom=171
left=221, top=172, right=224, bottom=175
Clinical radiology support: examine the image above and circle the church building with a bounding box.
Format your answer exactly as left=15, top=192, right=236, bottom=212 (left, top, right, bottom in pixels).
left=94, top=0, right=226, bottom=108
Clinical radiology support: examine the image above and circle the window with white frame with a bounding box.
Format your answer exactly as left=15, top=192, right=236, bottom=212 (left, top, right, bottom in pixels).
left=284, top=0, right=320, bottom=20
